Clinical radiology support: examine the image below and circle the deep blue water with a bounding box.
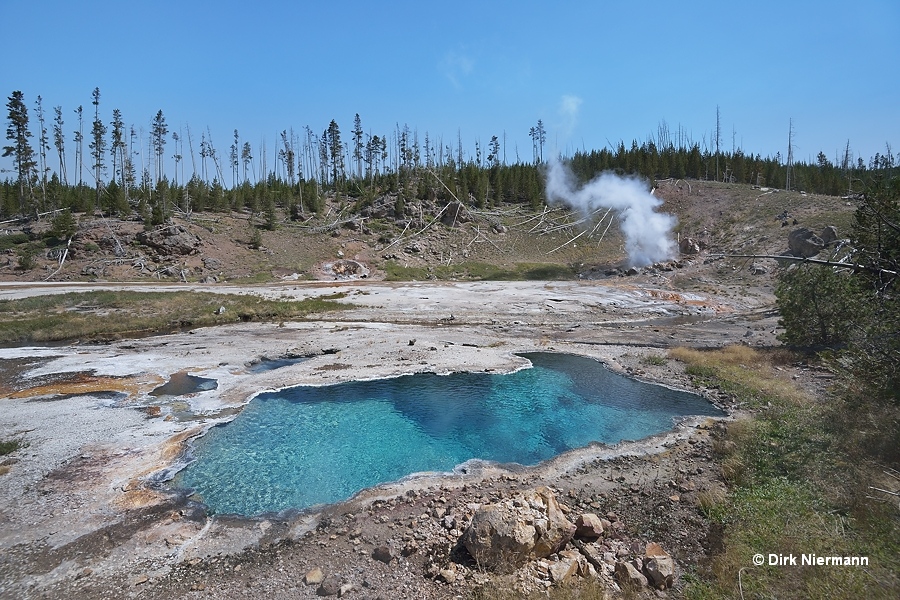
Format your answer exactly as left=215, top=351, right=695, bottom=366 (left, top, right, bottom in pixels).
left=174, top=352, right=722, bottom=515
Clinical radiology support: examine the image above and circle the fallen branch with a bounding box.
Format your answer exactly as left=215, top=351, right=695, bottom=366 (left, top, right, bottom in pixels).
left=511, top=205, right=555, bottom=228
left=382, top=201, right=454, bottom=252
left=469, top=225, right=505, bottom=253
left=592, top=210, right=616, bottom=246
left=546, top=228, right=588, bottom=254
left=43, top=236, right=73, bottom=281
left=297, top=216, right=358, bottom=234
left=711, top=254, right=897, bottom=277
left=545, top=207, right=615, bottom=254
left=381, top=220, right=412, bottom=252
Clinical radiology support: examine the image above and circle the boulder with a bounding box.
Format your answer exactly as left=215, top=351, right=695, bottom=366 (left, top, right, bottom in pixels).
left=821, top=225, right=838, bottom=245
left=305, top=567, right=325, bottom=585
left=438, top=568, right=457, bottom=584
left=679, top=237, right=701, bottom=255
left=749, top=263, right=767, bottom=275
left=614, top=561, right=648, bottom=589
left=137, top=225, right=201, bottom=256
left=788, top=227, right=824, bottom=258
left=360, top=196, right=397, bottom=219
left=462, top=487, right=576, bottom=570
left=202, top=257, right=223, bottom=270
left=645, top=557, right=675, bottom=590
left=643, top=542, right=675, bottom=589
left=440, top=201, right=470, bottom=226
left=547, top=556, right=578, bottom=583
left=574, top=513, right=604, bottom=540
left=372, top=545, right=393, bottom=564
left=316, top=575, right=341, bottom=596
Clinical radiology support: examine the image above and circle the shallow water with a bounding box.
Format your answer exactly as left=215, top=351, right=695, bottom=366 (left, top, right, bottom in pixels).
left=150, top=371, right=218, bottom=396
left=246, top=356, right=308, bottom=373
left=175, top=352, right=722, bottom=515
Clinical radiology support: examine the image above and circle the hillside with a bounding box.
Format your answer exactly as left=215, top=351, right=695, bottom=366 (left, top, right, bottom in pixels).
left=0, top=180, right=854, bottom=294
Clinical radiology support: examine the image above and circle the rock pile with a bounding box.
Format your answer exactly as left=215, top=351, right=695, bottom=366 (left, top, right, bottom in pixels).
left=458, top=487, right=677, bottom=592
left=787, top=225, right=842, bottom=258
left=323, top=259, right=369, bottom=279
left=137, top=224, right=202, bottom=256
left=461, top=486, right=575, bottom=569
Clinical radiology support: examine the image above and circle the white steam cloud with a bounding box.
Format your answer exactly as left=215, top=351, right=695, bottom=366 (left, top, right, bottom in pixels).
left=545, top=160, right=677, bottom=267
left=558, top=95, right=583, bottom=137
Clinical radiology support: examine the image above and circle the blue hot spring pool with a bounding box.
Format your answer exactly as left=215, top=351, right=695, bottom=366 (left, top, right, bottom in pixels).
left=174, top=352, right=722, bottom=515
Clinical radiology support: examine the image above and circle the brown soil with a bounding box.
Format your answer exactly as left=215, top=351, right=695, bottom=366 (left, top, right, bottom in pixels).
left=0, top=180, right=853, bottom=294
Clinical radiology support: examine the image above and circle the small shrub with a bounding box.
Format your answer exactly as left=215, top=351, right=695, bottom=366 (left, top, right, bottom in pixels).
left=0, top=438, right=25, bottom=455
left=697, top=487, right=727, bottom=519
left=49, top=210, right=77, bottom=239
left=720, top=456, right=747, bottom=484
left=641, top=354, right=667, bottom=366
left=0, top=232, right=29, bottom=251
left=249, top=227, right=263, bottom=249
left=16, top=248, right=36, bottom=270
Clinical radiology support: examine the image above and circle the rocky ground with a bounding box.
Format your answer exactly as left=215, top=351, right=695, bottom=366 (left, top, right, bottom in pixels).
left=0, top=181, right=853, bottom=599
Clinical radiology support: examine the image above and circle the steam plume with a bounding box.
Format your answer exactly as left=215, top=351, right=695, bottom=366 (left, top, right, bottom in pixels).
left=544, top=160, right=677, bottom=267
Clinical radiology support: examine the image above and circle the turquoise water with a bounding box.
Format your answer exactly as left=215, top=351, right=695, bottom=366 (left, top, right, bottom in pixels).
left=175, top=352, right=722, bottom=515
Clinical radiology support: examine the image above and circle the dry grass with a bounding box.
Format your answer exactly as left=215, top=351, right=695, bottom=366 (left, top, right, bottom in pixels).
left=671, top=346, right=900, bottom=600
left=669, top=345, right=810, bottom=408
left=696, top=486, right=728, bottom=518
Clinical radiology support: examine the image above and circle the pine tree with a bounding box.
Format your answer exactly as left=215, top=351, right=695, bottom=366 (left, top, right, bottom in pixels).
left=241, top=141, right=252, bottom=183
left=280, top=130, right=295, bottom=186
left=74, top=105, right=84, bottom=186
left=34, top=95, right=50, bottom=210
left=172, top=130, right=182, bottom=187
left=151, top=110, right=167, bottom=183
left=52, top=106, right=67, bottom=185
left=352, top=114, right=363, bottom=179
left=89, top=87, right=107, bottom=209
left=230, top=129, right=239, bottom=188
left=3, top=91, right=37, bottom=215
left=536, top=120, right=545, bottom=163
left=110, top=109, right=125, bottom=189
left=487, top=135, right=500, bottom=168
left=326, top=120, right=344, bottom=184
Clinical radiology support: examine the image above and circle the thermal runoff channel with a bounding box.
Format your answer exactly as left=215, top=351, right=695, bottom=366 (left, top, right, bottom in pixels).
left=544, top=161, right=677, bottom=267
left=175, top=353, right=722, bottom=516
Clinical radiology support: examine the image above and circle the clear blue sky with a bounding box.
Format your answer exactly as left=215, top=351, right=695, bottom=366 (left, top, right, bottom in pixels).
left=2, top=0, right=898, bottom=180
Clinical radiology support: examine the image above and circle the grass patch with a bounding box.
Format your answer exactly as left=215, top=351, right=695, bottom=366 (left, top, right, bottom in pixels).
left=670, top=345, right=806, bottom=409
left=640, top=354, right=667, bottom=366
left=0, top=290, right=353, bottom=344
left=670, top=346, right=900, bottom=599
left=0, top=438, right=26, bottom=455
left=382, top=261, right=577, bottom=281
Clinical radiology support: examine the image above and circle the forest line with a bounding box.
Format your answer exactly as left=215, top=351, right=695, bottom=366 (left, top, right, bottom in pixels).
left=3, top=88, right=897, bottom=226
